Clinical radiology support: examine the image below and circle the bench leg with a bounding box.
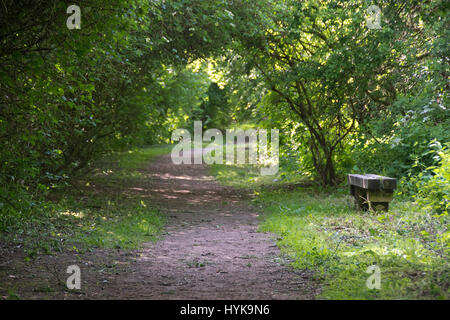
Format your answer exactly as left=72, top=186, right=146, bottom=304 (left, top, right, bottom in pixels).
left=354, top=187, right=369, bottom=211
left=352, top=188, right=391, bottom=212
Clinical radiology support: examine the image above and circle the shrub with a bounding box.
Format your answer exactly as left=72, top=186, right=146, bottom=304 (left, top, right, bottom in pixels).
left=413, top=144, right=450, bottom=215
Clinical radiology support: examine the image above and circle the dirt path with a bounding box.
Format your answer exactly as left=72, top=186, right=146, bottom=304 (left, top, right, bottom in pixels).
left=94, top=149, right=319, bottom=299
left=0, top=149, right=319, bottom=299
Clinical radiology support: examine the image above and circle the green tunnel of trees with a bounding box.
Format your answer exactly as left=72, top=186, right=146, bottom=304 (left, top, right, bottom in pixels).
left=0, top=0, right=449, bottom=220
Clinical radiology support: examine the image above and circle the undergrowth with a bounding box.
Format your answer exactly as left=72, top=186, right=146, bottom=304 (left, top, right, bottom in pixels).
left=0, top=145, right=172, bottom=257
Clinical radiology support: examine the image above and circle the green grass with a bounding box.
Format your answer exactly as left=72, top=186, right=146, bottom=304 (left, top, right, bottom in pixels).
left=94, top=144, right=174, bottom=179
left=59, top=196, right=165, bottom=251
left=1, top=145, right=173, bottom=257
left=210, top=163, right=280, bottom=188
left=114, top=145, right=174, bottom=170
left=209, top=143, right=309, bottom=189
left=210, top=163, right=310, bottom=189
left=209, top=163, right=450, bottom=300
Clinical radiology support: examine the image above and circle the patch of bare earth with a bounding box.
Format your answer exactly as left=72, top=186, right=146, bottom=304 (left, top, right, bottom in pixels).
left=0, top=150, right=320, bottom=299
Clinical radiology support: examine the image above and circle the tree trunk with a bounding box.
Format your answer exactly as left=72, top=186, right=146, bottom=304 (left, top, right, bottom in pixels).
left=310, top=138, right=337, bottom=186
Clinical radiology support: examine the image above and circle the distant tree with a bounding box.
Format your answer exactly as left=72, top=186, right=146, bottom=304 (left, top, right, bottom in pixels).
left=229, top=0, right=444, bottom=185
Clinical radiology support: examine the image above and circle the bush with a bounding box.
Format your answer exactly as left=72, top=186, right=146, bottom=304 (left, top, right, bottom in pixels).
left=413, top=144, right=450, bottom=215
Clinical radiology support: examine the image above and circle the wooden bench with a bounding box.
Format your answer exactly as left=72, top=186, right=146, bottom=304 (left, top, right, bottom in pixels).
left=347, top=174, right=397, bottom=212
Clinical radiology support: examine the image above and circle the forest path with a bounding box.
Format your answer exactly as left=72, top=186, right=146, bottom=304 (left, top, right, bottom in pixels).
left=96, top=149, right=319, bottom=299
left=0, top=149, right=319, bottom=300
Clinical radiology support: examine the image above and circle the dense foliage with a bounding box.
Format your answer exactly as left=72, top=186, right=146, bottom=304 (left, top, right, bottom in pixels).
left=0, top=0, right=235, bottom=225
left=0, top=1, right=448, bottom=250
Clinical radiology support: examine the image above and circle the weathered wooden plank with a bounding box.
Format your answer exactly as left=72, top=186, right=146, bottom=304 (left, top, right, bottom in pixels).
left=364, top=174, right=397, bottom=190
left=347, top=174, right=397, bottom=190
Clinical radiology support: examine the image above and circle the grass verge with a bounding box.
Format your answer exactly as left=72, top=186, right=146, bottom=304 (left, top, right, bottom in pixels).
left=210, top=162, right=449, bottom=299
left=0, top=145, right=173, bottom=257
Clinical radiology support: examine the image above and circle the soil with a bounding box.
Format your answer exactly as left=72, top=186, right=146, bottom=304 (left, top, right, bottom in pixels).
left=0, top=149, right=320, bottom=299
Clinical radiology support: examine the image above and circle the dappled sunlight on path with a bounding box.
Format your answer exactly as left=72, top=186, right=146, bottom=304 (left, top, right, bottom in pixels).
left=97, top=149, right=319, bottom=299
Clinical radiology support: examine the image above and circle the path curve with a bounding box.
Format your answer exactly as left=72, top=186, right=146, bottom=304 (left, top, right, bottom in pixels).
left=101, top=149, right=319, bottom=299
